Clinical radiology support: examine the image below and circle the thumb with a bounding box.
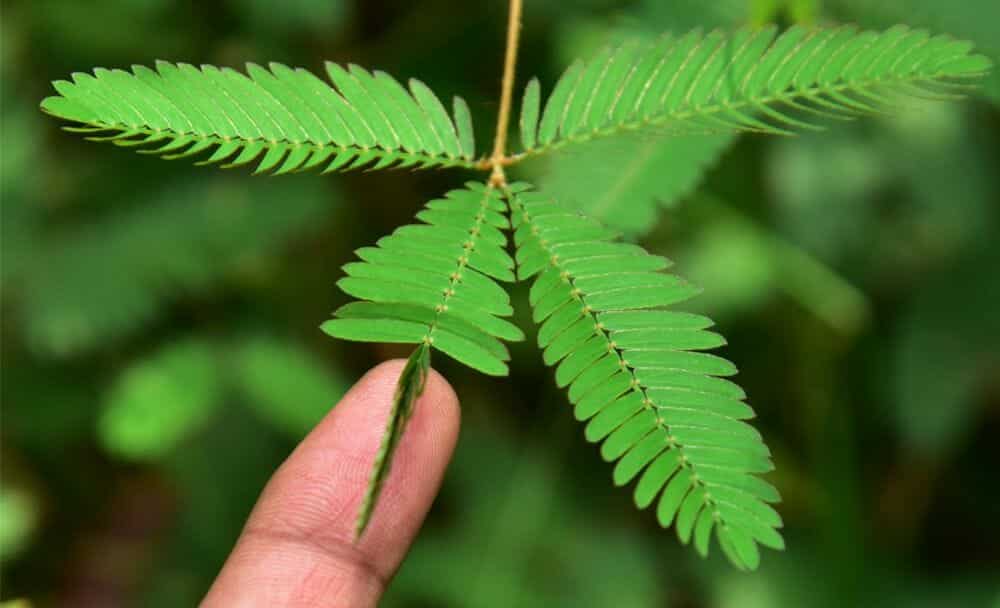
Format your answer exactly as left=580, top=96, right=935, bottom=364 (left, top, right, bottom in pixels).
left=203, top=360, right=461, bottom=607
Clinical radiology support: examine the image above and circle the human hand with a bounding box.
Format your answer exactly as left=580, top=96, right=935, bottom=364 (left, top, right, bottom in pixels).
left=203, top=360, right=460, bottom=607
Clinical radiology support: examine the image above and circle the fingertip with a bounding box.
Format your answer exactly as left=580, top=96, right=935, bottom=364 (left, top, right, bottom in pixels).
left=398, top=362, right=461, bottom=449
left=327, top=359, right=460, bottom=456
left=336, top=359, right=461, bottom=433
left=360, top=358, right=460, bottom=415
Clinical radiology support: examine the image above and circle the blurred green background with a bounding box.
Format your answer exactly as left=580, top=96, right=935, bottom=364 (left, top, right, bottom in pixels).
left=2, top=0, right=999, bottom=605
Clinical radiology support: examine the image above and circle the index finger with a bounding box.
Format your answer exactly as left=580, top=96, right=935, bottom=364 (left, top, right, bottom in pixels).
left=203, top=360, right=461, bottom=607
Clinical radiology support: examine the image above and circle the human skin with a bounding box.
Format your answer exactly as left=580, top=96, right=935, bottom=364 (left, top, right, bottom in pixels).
left=203, top=360, right=461, bottom=607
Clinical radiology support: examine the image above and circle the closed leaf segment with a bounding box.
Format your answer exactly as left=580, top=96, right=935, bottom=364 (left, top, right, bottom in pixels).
left=508, top=184, right=783, bottom=570
left=518, top=25, right=991, bottom=155
left=41, top=61, right=478, bottom=174
left=322, top=182, right=524, bottom=377
left=353, top=343, right=430, bottom=538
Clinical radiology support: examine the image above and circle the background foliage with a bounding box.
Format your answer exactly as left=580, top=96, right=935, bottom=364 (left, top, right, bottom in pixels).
left=2, top=0, right=999, bottom=605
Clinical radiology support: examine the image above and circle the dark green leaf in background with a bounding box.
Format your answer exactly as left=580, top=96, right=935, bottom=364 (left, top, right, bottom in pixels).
left=541, top=134, right=735, bottom=236
left=11, top=178, right=331, bottom=357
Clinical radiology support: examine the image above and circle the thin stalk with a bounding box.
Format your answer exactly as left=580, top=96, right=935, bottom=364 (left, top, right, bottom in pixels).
left=488, top=0, right=524, bottom=186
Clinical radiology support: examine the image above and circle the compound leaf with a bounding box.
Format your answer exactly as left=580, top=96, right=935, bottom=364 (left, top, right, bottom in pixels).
left=518, top=25, right=991, bottom=156
left=507, top=183, right=782, bottom=570
left=322, top=182, right=526, bottom=536
left=41, top=61, right=478, bottom=174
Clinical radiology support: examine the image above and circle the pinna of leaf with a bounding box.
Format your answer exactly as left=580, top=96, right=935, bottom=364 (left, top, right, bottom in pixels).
left=41, top=0, right=991, bottom=569
left=352, top=343, right=431, bottom=538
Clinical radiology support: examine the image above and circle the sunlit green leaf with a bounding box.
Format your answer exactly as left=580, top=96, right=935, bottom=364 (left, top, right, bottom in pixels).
left=99, top=339, right=223, bottom=461
left=232, top=336, right=349, bottom=438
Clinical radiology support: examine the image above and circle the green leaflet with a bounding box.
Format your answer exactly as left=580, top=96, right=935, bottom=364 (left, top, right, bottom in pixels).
left=518, top=25, right=991, bottom=156
left=507, top=184, right=782, bottom=571
left=40, top=61, right=478, bottom=174
left=452, top=97, right=476, bottom=159
left=519, top=78, right=541, bottom=151
left=354, top=343, right=431, bottom=538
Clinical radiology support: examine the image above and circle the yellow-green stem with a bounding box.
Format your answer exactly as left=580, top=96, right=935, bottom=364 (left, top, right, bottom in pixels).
left=488, top=0, right=524, bottom=186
